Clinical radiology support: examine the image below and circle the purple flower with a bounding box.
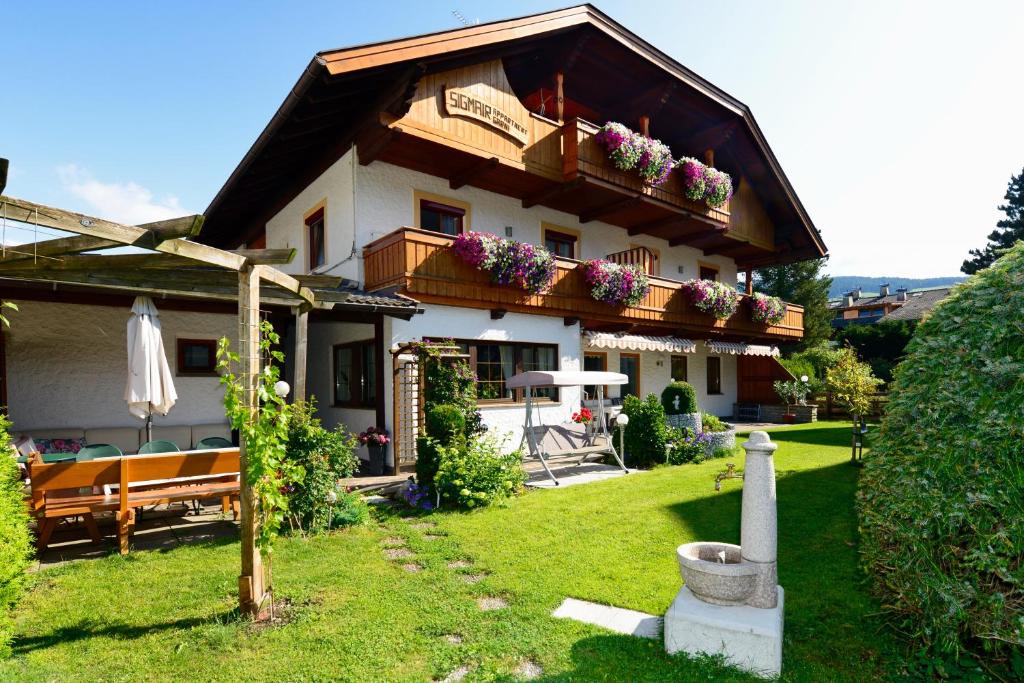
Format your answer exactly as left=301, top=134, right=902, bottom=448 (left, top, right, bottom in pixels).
left=584, top=259, right=650, bottom=307
left=681, top=279, right=740, bottom=319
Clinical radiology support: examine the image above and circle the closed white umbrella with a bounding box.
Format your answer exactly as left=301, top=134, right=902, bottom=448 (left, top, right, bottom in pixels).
left=125, top=296, right=177, bottom=442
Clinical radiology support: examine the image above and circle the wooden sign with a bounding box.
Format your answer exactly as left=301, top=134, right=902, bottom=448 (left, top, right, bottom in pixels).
left=444, top=86, right=530, bottom=145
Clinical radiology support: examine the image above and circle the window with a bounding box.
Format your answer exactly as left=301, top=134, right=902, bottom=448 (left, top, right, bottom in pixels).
left=177, top=339, right=217, bottom=376
left=583, top=352, right=607, bottom=399
left=414, top=190, right=471, bottom=237
left=670, top=355, right=688, bottom=382
left=305, top=207, right=325, bottom=271
left=858, top=308, right=882, bottom=318
left=543, top=225, right=579, bottom=258
left=619, top=353, right=640, bottom=399
left=699, top=263, right=719, bottom=281
left=333, top=340, right=377, bottom=408
left=707, top=356, right=722, bottom=395
left=456, top=340, right=559, bottom=403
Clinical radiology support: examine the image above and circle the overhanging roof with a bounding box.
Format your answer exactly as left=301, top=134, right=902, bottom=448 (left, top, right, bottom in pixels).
left=202, top=4, right=827, bottom=264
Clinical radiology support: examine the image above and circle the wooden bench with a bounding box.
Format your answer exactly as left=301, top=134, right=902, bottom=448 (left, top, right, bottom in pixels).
left=28, top=448, right=241, bottom=555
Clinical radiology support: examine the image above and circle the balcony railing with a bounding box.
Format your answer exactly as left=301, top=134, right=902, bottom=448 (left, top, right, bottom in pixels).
left=563, top=118, right=731, bottom=225
left=364, top=228, right=803, bottom=340
left=605, top=246, right=658, bottom=275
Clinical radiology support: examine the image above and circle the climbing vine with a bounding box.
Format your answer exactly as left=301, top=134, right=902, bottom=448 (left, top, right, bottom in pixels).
left=217, top=321, right=299, bottom=555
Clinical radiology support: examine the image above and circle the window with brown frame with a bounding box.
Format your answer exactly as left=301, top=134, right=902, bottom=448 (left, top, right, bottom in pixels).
left=619, top=353, right=640, bottom=398
left=177, top=339, right=218, bottom=376
left=544, top=228, right=577, bottom=258
left=583, top=352, right=607, bottom=399
left=699, top=263, right=719, bottom=281
left=454, top=340, right=559, bottom=403
left=419, top=199, right=466, bottom=236
left=670, top=355, right=688, bottom=382
left=306, top=208, right=325, bottom=271
left=707, top=356, right=722, bottom=395
left=333, top=340, right=377, bottom=408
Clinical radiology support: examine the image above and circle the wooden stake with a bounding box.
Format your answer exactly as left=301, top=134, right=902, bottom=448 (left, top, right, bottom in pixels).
left=238, top=265, right=266, bottom=617
left=293, top=306, right=308, bottom=402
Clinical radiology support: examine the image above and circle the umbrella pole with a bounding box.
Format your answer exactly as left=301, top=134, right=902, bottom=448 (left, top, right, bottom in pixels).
left=146, top=407, right=153, bottom=443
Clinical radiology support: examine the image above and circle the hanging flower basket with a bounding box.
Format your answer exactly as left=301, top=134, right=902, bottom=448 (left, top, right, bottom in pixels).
left=452, top=231, right=556, bottom=295
left=680, top=279, right=740, bottom=319
left=636, top=136, right=674, bottom=186
left=596, top=122, right=644, bottom=171
left=749, top=292, right=786, bottom=325
left=583, top=259, right=650, bottom=307
left=676, top=157, right=734, bottom=209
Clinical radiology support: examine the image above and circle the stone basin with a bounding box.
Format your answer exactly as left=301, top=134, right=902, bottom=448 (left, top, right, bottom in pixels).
left=677, top=542, right=758, bottom=606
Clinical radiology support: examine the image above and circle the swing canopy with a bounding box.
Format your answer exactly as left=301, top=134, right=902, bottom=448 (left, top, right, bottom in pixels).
left=507, top=370, right=628, bottom=389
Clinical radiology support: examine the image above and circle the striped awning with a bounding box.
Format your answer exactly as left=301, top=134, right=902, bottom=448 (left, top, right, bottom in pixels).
left=583, top=332, right=697, bottom=353
left=705, top=340, right=780, bottom=357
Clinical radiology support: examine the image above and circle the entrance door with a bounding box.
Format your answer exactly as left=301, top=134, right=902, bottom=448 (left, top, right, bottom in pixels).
left=619, top=353, right=640, bottom=399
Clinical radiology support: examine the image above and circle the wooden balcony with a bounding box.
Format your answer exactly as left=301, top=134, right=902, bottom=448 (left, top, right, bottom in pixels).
left=364, top=228, right=804, bottom=340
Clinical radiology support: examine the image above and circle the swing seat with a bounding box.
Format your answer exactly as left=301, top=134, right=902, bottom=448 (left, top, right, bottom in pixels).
left=527, top=423, right=611, bottom=459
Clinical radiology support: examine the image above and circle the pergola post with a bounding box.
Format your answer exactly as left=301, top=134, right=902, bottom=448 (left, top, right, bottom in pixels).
left=293, top=305, right=309, bottom=402
left=237, top=264, right=266, bottom=616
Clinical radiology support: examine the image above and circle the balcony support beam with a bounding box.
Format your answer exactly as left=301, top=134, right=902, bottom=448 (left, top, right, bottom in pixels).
left=668, top=226, right=726, bottom=247
left=580, top=195, right=643, bottom=224
left=702, top=239, right=751, bottom=257
left=521, top=177, right=585, bottom=208
left=450, top=156, right=499, bottom=190
left=628, top=215, right=685, bottom=237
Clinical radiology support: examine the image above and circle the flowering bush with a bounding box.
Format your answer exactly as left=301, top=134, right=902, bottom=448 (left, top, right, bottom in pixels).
left=400, top=481, right=434, bottom=511
left=452, top=231, right=556, bottom=295
left=358, top=426, right=390, bottom=447
left=680, top=279, right=740, bottom=319
left=749, top=292, right=786, bottom=325
left=433, top=434, right=526, bottom=510
left=666, top=426, right=710, bottom=465
left=583, top=259, right=650, bottom=307
left=596, top=122, right=643, bottom=171
left=636, top=136, right=674, bottom=186
left=571, top=407, right=593, bottom=424
left=676, top=157, right=734, bottom=208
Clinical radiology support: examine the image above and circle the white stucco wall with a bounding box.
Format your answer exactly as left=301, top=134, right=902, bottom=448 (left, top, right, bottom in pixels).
left=262, top=152, right=739, bottom=287
left=4, top=300, right=236, bottom=431
left=386, top=305, right=582, bottom=450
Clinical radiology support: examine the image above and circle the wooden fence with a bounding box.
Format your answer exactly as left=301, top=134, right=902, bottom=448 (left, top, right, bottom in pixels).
left=811, top=391, right=889, bottom=420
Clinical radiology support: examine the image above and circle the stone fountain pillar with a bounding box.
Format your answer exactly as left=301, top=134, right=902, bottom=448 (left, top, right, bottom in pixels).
left=664, top=430, right=784, bottom=678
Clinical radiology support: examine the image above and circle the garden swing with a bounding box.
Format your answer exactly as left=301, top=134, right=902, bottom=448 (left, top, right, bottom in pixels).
left=507, top=370, right=629, bottom=485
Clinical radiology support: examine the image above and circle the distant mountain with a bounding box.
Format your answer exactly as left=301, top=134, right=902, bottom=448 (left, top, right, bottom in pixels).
left=828, top=276, right=966, bottom=299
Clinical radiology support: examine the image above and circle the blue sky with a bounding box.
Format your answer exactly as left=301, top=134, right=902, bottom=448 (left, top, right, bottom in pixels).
left=3, top=1, right=1023, bottom=277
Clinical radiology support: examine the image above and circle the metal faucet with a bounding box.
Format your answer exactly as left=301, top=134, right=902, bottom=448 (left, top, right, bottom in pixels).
left=714, top=463, right=742, bottom=491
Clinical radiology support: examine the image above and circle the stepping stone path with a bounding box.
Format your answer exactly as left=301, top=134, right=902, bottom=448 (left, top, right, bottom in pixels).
left=439, top=666, right=470, bottom=683
left=422, top=534, right=445, bottom=541
left=476, top=596, right=507, bottom=611
left=401, top=563, right=423, bottom=573
left=384, top=548, right=414, bottom=560
left=461, top=573, right=488, bottom=585
left=515, top=660, right=543, bottom=680
left=382, top=537, right=407, bottom=547
left=410, top=521, right=436, bottom=530
left=443, top=634, right=463, bottom=645
left=447, top=560, right=472, bottom=569
left=552, top=597, right=662, bottom=639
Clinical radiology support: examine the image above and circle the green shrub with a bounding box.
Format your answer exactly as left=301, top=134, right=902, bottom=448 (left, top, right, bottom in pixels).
left=0, top=414, right=32, bottom=658
left=434, top=435, right=526, bottom=510
left=858, top=243, right=1024, bottom=664
left=328, top=490, right=369, bottom=528
left=622, top=394, right=667, bottom=468
left=700, top=412, right=728, bottom=432
left=666, top=427, right=705, bottom=465
left=778, top=356, right=815, bottom=382
left=419, top=341, right=483, bottom=436
left=424, top=404, right=465, bottom=445
left=661, top=381, right=697, bottom=415
left=283, top=400, right=361, bottom=534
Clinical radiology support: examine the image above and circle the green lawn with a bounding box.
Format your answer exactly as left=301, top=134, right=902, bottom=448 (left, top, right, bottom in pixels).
left=1, top=422, right=901, bottom=682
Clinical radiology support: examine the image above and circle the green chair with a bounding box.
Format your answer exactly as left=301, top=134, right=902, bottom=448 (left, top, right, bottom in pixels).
left=16, top=452, right=77, bottom=464
left=195, top=436, right=232, bottom=449
left=137, top=440, right=180, bottom=455
left=77, top=444, right=123, bottom=461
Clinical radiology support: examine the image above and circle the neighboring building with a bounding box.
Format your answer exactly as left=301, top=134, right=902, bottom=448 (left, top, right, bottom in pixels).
left=829, top=284, right=952, bottom=328
left=200, top=5, right=828, bottom=470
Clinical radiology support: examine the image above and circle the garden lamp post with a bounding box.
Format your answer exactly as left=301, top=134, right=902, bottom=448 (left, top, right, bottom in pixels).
left=615, top=412, right=629, bottom=465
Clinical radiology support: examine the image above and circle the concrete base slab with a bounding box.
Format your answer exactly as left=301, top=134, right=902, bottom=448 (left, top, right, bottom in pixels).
left=553, top=597, right=662, bottom=639
left=664, top=586, right=784, bottom=679
left=527, top=464, right=639, bottom=489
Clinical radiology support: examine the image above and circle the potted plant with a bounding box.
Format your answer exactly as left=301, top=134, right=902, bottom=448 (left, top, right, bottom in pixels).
left=773, top=377, right=811, bottom=423
left=359, top=426, right=390, bottom=476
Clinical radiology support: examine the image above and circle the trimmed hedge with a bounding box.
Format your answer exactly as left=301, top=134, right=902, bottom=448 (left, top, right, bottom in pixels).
left=858, top=242, right=1024, bottom=662
left=622, top=394, right=667, bottom=467
left=661, top=381, right=697, bottom=415
left=416, top=403, right=466, bottom=492
left=1, top=415, right=32, bottom=658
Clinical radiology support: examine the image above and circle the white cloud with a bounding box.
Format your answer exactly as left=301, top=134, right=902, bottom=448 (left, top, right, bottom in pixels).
left=57, top=164, right=187, bottom=225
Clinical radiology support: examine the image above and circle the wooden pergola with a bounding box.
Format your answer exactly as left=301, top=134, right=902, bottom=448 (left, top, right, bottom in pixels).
left=0, top=190, right=343, bottom=616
